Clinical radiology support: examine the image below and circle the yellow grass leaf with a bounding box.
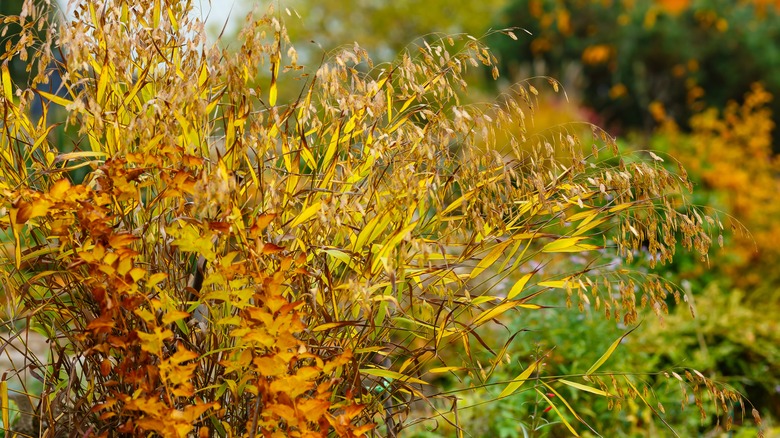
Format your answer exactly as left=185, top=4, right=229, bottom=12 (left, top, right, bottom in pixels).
left=1, top=64, right=13, bottom=99
left=506, top=273, right=533, bottom=300
left=537, top=390, right=580, bottom=436
left=498, top=358, right=541, bottom=398
left=1, top=379, right=8, bottom=428
left=542, top=236, right=596, bottom=253
left=541, top=382, right=592, bottom=428
left=558, top=379, right=611, bottom=397
left=572, top=216, right=608, bottom=237
left=269, top=54, right=280, bottom=106
left=371, top=221, right=418, bottom=273
left=353, top=214, right=390, bottom=251
left=473, top=301, right=519, bottom=327
left=289, top=202, right=321, bottom=228
left=427, top=366, right=466, bottom=374
left=470, top=295, right=501, bottom=306
left=359, top=368, right=429, bottom=385
left=323, top=122, right=340, bottom=169
left=608, top=202, right=633, bottom=213
left=538, top=277, right=580, bottom=289
left=470, top=240, right=511, bottom=279
left=312, top=321, right=359, bottom=332
left=37, top=90, right=72, bottom=108
left=96, top=62, right=110, bottom=104
left=585, top=325, right=639, bottom=376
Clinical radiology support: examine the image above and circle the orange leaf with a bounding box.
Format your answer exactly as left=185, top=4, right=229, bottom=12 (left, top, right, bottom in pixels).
left=262, top=242, right=285, bottom=255
left=16, top=199, right=51, bottom=224
left=251, top=213, right=276, bottom=238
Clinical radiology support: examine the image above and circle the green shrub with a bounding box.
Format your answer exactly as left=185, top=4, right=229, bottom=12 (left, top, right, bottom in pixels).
left=491, top=0, right=780, bottom=141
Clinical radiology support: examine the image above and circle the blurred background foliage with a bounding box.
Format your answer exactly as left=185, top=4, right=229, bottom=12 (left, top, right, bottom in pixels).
left=3, top=0, right=778, bottom=435
left=490, top=0, right=780, bottom=143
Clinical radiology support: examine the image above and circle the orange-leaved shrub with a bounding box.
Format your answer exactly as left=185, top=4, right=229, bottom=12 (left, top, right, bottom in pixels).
left=0, top=0, right=761, bottom=436
left=652, top=84, right=780, bottom=289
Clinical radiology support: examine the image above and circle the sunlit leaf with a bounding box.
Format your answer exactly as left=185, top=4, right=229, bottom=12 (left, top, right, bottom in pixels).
left=359, top=368, right=429, bottom=386
left=470, top=240, right=511, bottom=279
left=37, top=90, right=73, bottom=107
left=506, top=273, right=533, bottom=300
left=585, top=325, right=640, bottom=376
left=1, top=64, right=12, bottom=99
left=542, top=236, right=600, bottom=253
left=289, top=202, right=321, bottom=228
left=558, top=379, right=611, bottom=397
left=498, top=357, right=541, bottom=399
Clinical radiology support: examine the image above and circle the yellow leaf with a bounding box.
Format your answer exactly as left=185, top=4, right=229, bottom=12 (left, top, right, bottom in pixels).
left=440, top=173, right=505, bottom=216
left=129, top=267, right=147, bottom=282
left=56, top=151, right=109, bottom=161
left=572, top=216, right=608, bottom=237
left=585, top=325, right=639, bottom=376
left=1, top=63, right=13, bottom=99
left=359, top=368, right=429, bottom=386
left=198, top=63, right=208, bottom=88
left=122, top=63, right=150, bottom=109
left=473, top=301, right=519, bottom=327
left=541, top=381, right=593, bottom=427
left=48, top=178, right=71, bottom=200
left=269, top=55, right=280, bottom=106
left=470, top=240, right=511, bottom=279
left=323, top=122, right=340, bottom=169
left=566, top=210, right=596, bottom=222
left=353, top=214, right=391, bottom=252
left=289, top=202, right=321, bottom=228
left=162, top=310, right=191, bottom=325
left=498, top=358, right=541, bottom=398
left=386, top=80, right=393, bottom=120
left=1, top=379, right=8, bottom=428
left=558, top=379, right=611, bottom=397
left=166, top=6, right=179, bottom=31
left=138, top=327, right=174, bottom=355
left=427, top=366, right=465, bottom=374
left=134, top=308, right=156, bottom=324
left=537, top=390, right=580, bottom=436
left=37, top=90, right=73, bottom=108
left=300, top=143, right=317, bottom=170
left=370, top=221, right=418, bottom=273
left=152, top=0, right=161, bottom=28
left=96, top=61, right=110, bottom=103
left=470, top=295, right=501, bottom=306
left=538, top=277, right=580, bottom=289
left=147, top=272, right=167, bottom=287
left=312, top=321, right=359, bottom=332
left=344, top=112, right=360, bottom=134
left=506, top=273, right=533, bottom=300
left=542, top=237, right=585, bottom=252
left=608, top=202, right=633, bottom=213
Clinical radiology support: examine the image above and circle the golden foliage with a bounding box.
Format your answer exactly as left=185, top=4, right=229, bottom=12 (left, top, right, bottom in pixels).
left=0, top=0, right=756, bottom=435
